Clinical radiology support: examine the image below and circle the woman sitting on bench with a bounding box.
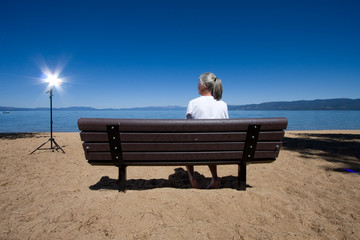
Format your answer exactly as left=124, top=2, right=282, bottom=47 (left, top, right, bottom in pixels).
left=186, top=72, right=229, bottom=189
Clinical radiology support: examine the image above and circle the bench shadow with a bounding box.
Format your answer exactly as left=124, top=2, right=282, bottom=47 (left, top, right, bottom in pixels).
left=90, top=167, right=250, bottom=191
left=283, top=133, right=360, bottom=174
left=0, top=132, right=46, bottom=139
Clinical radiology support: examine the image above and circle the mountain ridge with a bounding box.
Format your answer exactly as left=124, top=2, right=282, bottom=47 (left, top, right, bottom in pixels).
left=1, top=98, right=360, bottom=111
left=228, top=98, right=360, bottom=110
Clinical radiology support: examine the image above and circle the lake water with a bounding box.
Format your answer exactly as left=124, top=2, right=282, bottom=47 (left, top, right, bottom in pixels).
left=1, top=110, right=360, bottom=132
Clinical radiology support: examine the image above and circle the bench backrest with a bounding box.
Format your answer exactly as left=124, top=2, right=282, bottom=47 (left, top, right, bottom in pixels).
left=78, top=118, right=288, bottom=166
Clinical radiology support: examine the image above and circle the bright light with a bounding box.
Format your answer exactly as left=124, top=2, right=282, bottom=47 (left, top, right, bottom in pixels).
left=37, top=58, right=68, bottom=94
left=46, top=74, right=62, bottom=87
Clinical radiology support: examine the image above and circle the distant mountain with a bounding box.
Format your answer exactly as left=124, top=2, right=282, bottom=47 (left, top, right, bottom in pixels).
left=228, top=98, right=360, bottom=110
left=1, top=98, right=360, bottom=111
left=0, top=106, right=98, bottom=111
left=0, top=106, right=186, bottom=111
left=122, top=106, right=186, bottom=111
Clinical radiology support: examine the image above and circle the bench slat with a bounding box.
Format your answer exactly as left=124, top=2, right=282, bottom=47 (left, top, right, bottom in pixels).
left=84, top=151, right=278, bottom=161
left=78, top=118, right=288, bottom=132
left=87, top=159, right=276, bottom=166
left=83, top=142, right=282, bottom=152
left=80, top=131, right=285, bottom=142
left=87, top=160, right=239, bottom=166
left=80, top=132, right=246, bottom=142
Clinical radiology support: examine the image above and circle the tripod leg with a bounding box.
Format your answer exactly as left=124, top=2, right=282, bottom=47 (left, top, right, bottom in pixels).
left=52, top=139, right=65, bottom=153
left=30, top=139, right=51, bottom=155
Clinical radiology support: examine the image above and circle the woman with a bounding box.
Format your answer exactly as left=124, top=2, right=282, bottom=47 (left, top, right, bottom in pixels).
left=186, top=72, right=229, bottom=189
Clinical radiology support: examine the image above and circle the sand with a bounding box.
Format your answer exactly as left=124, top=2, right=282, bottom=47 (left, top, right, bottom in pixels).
left=0, top=130, right=359, bottom=239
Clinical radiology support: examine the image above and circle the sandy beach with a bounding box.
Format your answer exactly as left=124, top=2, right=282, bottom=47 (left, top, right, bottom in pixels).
left=0, top=130, right=359, bottom=239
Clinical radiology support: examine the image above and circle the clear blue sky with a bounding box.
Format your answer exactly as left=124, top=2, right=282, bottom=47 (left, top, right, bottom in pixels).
left=1, top=0, right=359, bottom=108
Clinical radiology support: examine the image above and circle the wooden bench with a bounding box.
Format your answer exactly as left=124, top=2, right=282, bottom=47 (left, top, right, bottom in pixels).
left=78, top=118, right=288, bottom=191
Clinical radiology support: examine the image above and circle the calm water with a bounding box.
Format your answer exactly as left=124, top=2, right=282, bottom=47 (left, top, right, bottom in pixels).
left=1, top=110, right=360, bottom=132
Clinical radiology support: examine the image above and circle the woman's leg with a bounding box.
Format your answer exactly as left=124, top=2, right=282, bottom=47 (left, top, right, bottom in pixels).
left=207, top=165, right=220, bottom=189
left=186, top=165, right=200, bottom=188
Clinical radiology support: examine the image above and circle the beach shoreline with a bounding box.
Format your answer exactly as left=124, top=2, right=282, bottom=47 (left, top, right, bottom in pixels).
left=1, top=130, right=359, bottom=239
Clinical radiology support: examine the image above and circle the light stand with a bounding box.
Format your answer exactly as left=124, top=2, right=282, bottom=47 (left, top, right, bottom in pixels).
left=30, top=86, right=65, bottom=154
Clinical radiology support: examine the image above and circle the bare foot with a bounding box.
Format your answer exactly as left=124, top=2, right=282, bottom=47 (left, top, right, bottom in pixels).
left=206, top=178, right=220, bottom=189
left=190, top=178, right=201, bottom=189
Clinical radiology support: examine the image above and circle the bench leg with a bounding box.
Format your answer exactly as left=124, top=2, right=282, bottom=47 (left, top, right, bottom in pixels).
left=238, top=163, right=247, bottom=191
left=118, top=165, right=127, bottom=192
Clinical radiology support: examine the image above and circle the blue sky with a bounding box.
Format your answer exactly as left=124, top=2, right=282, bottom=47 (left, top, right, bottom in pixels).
left=0, top=0, right=359, bottom=108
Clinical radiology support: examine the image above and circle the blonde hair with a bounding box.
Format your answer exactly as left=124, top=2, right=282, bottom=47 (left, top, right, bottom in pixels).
left=199, top=72, right=223, bottom=100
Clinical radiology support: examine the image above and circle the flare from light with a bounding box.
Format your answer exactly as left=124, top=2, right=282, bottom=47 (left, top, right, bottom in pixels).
left=45, top=73, right=62, bottom=87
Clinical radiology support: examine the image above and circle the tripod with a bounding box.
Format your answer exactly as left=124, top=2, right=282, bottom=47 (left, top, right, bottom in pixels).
left=30, top=87, right=65, bottom=154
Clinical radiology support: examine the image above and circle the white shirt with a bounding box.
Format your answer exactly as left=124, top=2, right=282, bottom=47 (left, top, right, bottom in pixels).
left=186, top=96, right=229, bottom=119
